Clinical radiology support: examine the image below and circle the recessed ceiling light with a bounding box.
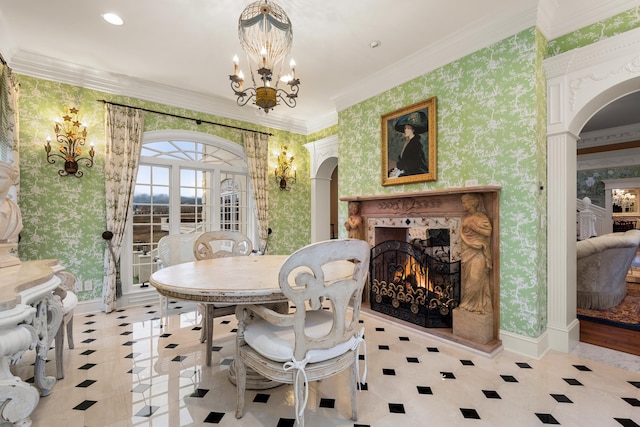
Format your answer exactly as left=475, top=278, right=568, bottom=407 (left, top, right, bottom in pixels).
left=103, top=13, right=124, bottom=26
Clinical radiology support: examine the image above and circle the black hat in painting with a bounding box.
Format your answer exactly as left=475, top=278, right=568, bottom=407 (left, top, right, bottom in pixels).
left=394, top=111, right=428, bottom=134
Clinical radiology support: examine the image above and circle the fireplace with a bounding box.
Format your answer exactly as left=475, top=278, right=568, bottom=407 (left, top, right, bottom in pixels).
left=370, top=232, right=461, bottom=328
left=342, top=187, right=501, bottom=352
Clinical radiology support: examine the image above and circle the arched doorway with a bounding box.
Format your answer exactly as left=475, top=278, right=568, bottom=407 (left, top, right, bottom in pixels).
left=544, top=27, right=640, bottom=355
left=305, top=135, right=338, bottom=242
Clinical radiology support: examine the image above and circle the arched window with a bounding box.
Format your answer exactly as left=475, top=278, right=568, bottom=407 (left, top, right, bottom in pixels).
left=121, top=130, right=258, bottom=294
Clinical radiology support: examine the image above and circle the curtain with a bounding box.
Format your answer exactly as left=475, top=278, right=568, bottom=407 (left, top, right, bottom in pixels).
left=0, top=62, right=20, bottom=194
left=102, top=104, right=145, bottom=313
left=243, top=131, right=270, bottom=252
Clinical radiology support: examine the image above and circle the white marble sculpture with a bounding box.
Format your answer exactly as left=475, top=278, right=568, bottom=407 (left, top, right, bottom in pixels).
left=0, top=160, right=23, bottom=267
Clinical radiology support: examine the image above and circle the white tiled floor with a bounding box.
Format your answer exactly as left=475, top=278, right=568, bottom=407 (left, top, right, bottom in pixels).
left=10, top=301, right=640, bottom=427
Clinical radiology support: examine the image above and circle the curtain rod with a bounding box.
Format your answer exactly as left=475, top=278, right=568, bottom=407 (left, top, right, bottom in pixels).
left=96, top=99, right=273, bottom=136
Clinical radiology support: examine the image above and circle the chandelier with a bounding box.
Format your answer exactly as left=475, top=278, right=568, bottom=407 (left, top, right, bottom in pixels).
left=44, top=107, right=95, bottom=177
left=612, top=189, right=636, bottom=211
left=229, top=0, right=300, bottom=113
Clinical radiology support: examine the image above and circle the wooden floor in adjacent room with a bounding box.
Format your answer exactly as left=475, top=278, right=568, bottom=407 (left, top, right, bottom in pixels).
left=579, top=319, right=640, bottom=356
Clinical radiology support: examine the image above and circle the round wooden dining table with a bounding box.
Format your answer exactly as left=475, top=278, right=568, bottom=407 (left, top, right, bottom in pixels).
left=149, top=254, right=354, bottom=368
left=150, top=255, right=288, bottom=366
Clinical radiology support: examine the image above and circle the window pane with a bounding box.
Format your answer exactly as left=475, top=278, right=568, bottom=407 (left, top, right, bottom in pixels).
left=181, top=169, right=196, bottom=187
left=131, top=165, right=169, bottom=285
left=137, top=165, right=151, bottom=184
left=127, top=138, right=254, bottom=294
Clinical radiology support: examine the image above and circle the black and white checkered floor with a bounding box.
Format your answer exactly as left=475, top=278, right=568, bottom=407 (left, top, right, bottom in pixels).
left=11, top=301, right=640, bottom=426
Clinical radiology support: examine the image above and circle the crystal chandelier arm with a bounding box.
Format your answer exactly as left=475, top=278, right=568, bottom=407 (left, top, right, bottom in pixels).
left=231, top=83, right=257, bottom=107
left=276, top=89, right=297, bottom=108
left=275, top=79, right=300, bottom=108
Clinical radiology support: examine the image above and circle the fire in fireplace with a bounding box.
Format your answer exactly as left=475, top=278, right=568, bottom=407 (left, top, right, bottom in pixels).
left=369, top=230, right=461, bottom=328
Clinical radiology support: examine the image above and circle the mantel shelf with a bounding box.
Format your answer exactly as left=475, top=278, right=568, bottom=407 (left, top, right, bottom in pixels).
left=340, top=186, right=501, bottom=203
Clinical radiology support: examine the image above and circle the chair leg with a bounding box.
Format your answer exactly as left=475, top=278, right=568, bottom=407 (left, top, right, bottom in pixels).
left=295, top=372, right=306, bottom=427
left=66, top=315, right=74, bottom=349
left=55, top=325, right=64, bottom=380
left=235, top=358, right=247, bottom=419
left=350, top=361, right=358, bottom=421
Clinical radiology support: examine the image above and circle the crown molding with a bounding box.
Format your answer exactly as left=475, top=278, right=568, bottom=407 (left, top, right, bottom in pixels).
left=578, top=148, right=640, bottom=171
left=535, top=0, right=559, bottom=40
left=333, top=4, right=538, bottom=113
left=305, top=111, right=338, bottom=135
left=578, top=123, right=640, bottom=148
left=544, top=26, right=640, bottom=79
left=10, top=51, right=309, bottom=135
left=546, top=0, right=640, bottom=40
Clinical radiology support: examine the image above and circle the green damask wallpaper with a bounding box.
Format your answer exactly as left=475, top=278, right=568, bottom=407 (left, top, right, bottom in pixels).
left=338, top=28, right=546, bottom=337
left=16, top=76, right=310, bottom=302
left=548, top=7, right=640, bottom=57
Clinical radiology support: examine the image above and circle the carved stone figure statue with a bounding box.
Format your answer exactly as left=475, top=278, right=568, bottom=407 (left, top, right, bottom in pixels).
left=458, top=193, right=493, bottom=314
left=344, top=201, right=365, bottom=240
left=0, top=160, right=22, bottom=242
left=0, top=160, right=22, bottom=267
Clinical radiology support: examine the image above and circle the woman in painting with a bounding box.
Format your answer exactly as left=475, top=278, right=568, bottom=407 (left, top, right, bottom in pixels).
left=458, top=193, right=493, bottom=314
left=388, top=111, right=429, bottom=178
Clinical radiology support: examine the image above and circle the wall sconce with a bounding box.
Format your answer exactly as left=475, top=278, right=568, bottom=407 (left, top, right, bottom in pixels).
left=274, top=145, right=296, bottom=191
left=44, top=107, right=94, bottom=177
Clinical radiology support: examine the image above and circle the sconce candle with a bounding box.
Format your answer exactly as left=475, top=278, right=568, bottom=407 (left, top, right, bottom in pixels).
left=44, top=107, right=94, bottom=177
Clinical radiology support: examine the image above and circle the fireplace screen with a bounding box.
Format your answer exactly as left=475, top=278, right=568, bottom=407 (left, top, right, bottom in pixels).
left=369, top=235, right=461, bottom=328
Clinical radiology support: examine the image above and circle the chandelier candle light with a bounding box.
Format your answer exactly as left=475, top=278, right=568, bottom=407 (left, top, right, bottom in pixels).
left=44, top=107, right=95, bottom=177
left=229, top=0, right=300, bottom=113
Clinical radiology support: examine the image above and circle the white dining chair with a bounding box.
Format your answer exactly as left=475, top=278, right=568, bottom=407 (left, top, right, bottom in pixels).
left=234, top=239, right=370, bottom=427
left=193, top=231, right=253, bottom=347
left=53, top=271, right=78, bottom=380
left=156, top=233, right=203, bottom=323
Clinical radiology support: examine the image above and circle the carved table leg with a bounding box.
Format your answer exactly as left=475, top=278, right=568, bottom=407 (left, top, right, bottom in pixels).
left=0, top=307, right=40, bottom=426
left=32, top=293, right=62, bottom=397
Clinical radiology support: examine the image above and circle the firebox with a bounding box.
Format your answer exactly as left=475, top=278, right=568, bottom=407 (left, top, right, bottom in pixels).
left=369, top=231, right=461, bottom=328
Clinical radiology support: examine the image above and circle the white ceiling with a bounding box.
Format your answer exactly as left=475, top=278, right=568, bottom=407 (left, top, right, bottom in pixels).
left=0, top=0, right=638, bottom=134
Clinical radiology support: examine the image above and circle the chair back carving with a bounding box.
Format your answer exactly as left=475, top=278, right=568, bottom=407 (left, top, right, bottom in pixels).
left=55, top=271, right=77, bottom=293
left=157, top=233, right=202, bottom=267
left=193, top=231, right=253, bottom=260
left=279, top=239, right=370, bottom=360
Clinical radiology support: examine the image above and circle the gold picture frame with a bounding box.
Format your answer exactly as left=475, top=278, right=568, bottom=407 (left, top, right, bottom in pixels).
left=381, top=97, right=436, bottom=186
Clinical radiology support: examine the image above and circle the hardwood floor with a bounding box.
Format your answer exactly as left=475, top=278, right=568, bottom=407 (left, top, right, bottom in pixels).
left=579, top=318, right=640, bottom=356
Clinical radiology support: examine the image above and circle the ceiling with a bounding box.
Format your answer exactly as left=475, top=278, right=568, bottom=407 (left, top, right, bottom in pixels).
left=0, top=0, right=639, bottom=133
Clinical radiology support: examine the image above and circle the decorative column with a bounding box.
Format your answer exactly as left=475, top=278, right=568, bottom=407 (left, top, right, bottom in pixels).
left=546, top=131, right=579, bottom=353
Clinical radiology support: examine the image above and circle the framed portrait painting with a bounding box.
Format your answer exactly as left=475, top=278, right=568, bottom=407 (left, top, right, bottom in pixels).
left=381, top=97, right=436, bottom=186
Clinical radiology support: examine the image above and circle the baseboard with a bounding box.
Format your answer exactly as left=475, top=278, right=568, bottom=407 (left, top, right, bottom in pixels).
left=74, top=299, right=104, bottom=315
left=499, top=329, right=551, bottom=359
left=74, top=287, right=160, bottom=315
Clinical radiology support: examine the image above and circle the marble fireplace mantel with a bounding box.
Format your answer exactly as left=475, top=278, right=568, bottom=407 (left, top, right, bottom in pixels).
left=341, top=186, right=502, bottom=355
